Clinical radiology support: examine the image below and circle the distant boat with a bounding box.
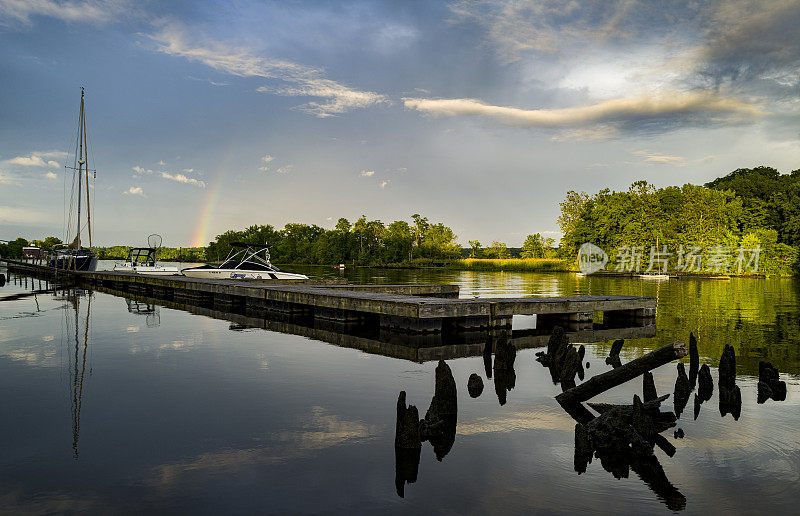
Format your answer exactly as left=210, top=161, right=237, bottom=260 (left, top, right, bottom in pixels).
left=638, top=273, right=670, bottom=280
left=181, top=242, right=309, bottom=280
left=49, top=88, right=97, bottom=271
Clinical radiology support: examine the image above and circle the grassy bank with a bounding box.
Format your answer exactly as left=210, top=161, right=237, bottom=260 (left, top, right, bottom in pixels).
left=453, top=258, right=575, bottom=272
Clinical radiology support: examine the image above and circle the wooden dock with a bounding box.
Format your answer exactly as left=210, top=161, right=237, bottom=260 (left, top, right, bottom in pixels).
left=2, top=259, right=657, bottom=333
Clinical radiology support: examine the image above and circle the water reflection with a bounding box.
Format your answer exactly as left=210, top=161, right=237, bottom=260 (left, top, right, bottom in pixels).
left=394, top=327, right=792, bottom=511
left=125, top=298, right=161, bottom=328
left=52, top=288, right=95, bottom=459
left=2, top=267, right=798, bottom=513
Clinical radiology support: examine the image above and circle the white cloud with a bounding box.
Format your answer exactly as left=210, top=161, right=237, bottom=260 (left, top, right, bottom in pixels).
left=276, top=165, right=292, bottom=175
left=380, top=180, right=390, bottom=189
left=123, top=186, right=145, bottom=196
left=160, top=171, right=206, bottom=188
left=404, top=92, right=763, bottom=134
left=187, top=75, right=230, bottom=87
left=0, top=0, right=129, bottom=26
left=3, top=153, right=62, bottom=167
left=182, top=168, right=194, bottom=173
left=258, top=154, right=274, bottom=171
left=148, top=23, right=387, bottom=117
left=132, top=165, right=154, bottom=177
left=633, top=150, right=686, bottom=166
left=360, top=169, right=375, bottom=177
left=157, top=160, right=166, bottom=166
left=45, top=171, right=58, bottom=180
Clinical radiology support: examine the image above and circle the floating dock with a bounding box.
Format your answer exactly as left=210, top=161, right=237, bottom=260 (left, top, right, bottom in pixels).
left=2, top=259, right=656, bottom=334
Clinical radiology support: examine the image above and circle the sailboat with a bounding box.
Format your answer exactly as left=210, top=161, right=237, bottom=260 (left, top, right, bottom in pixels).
left=49, top=88, right=98, bottom=271
left=638, top=235, right=670, bottom=280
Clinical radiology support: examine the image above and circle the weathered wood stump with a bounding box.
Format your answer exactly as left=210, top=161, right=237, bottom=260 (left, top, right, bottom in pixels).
left=673, top=363, right=691, bottom=419
left=689, top=332, right=699, bottom=389
left=557, top=341, right=687, bottom=407
left=605, top=339, right=624, bottom=369
left=643, top=371, right=658, bottom=402
left=467, top=373, right=484, bottom=398
left=718, top=344, right=741, bottom=420
left=493, top=338, right=517, bottom=405
left=420, top=360, right=458, bottom=461
left=395, top=391, right=421, bottom=449
left=757, top=361, right=786, bottom=403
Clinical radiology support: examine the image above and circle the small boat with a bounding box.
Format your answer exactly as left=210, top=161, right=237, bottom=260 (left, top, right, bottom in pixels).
left=114, top=247, right=178, bottom=276
left=49, top=88, right=97, bottom=271
left=638, top=272, right=670, bottom=280
left=181, top=242, right=308, bottom=280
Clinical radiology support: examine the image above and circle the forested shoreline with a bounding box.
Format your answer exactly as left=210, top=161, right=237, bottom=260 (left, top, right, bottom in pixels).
left=558, top=167, right=800, bottom=276
left=3, top=166, right=798, bottom=276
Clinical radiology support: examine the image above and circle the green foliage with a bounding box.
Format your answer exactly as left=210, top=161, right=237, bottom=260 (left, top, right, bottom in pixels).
left=485, top=241, right=510, bottom=259
left=468, top=240, right=481, bottom=258
left=0, top=237, right=29, bottom=258
left=203, top=215, right=463, bottom=266
left=559, top=170, right=800, bottom=276
left=520, top=233, right=551, bottom=259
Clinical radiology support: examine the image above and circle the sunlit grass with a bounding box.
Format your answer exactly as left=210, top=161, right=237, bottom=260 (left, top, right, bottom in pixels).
left=456, top=258, right=574, bottom=271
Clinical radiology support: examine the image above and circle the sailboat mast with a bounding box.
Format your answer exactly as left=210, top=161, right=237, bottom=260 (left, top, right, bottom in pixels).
left=82, top=91, right=92, bottom=248
left=76, top=88, right=84, bottom=251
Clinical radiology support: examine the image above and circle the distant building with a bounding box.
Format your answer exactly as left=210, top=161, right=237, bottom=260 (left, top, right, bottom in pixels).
left=22, top=246, right=46, bottom=260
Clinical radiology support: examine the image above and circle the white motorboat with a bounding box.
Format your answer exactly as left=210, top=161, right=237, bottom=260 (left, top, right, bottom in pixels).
left=181, top=242, right=308, bottom=280
left=114, top=246, right=179, bottom=276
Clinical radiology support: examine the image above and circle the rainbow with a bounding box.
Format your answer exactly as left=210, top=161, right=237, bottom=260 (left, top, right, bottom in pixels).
left=189, top=167, right=226, bottom=247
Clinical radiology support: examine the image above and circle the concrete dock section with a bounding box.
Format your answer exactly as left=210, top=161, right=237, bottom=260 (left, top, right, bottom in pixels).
left=2, top=259, right=657, bottom=334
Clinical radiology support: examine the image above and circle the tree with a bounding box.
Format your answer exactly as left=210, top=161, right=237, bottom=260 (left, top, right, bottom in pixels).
left=521, top=233, right=546, bottom=259
left=487, top=241, right=510, bottom=259
left=468, top=240, right=481, bottom=258
left=558, top=190, right=590, bottom=255
left=410, top=213, right=429, bottom=260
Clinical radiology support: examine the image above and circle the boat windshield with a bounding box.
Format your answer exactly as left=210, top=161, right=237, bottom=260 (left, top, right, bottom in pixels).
left=127, top=247, right=156, bottom=266
left=219, top=243, right=280, bottom=271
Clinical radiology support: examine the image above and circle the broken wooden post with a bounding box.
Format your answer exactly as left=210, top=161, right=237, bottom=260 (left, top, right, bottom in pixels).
left=718, top=344, right=741, bottom=419
left=557, top=341, right=687, bottom=407
left=643, top=371, right=657, bottom=402
left=493, top=337, right=517, bottom=405
left=688, top=332, right=699, bottom=388
left=673, top=363, right=691, bottom=419
left=467, top=373, right=484, bottom=398
left=605, top=339, right=624, bottom=369
left=420, top=360, right=458, bottom=461
left=757, top=361, right=786, bottom=403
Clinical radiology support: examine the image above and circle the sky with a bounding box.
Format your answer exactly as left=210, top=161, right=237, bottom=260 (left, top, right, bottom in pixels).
left=0, top=0, right=798, bottom=248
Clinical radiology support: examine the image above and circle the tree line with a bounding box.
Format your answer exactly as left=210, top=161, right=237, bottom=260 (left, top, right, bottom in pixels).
left=558, top=166, right=800, bottom=275
left=205, top=214, right=556, bottom=265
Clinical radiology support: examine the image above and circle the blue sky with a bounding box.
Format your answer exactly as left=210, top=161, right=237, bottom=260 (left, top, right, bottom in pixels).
left=1, top=0, right=798, bottom=247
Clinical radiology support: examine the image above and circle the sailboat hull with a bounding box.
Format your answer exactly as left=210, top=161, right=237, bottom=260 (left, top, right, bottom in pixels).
left=48, top=253, right=97, bottom=271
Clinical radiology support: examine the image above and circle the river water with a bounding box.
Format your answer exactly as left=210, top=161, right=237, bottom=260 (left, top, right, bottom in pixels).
left=1, top=264, right=798, bottom=514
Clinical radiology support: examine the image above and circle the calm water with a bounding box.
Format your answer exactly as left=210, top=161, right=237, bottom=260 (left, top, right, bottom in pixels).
left=1, top=265, right=798, bottom=514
